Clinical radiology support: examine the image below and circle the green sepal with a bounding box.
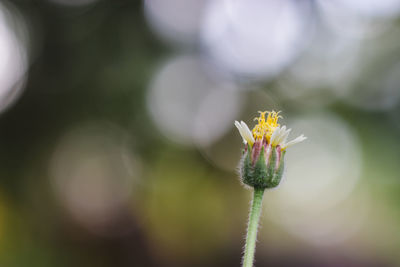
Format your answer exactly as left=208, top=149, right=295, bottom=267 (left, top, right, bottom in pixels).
left=241, top=144, right=253, bottom=186
left=268, top=150, right=286, bottom=188
left=266, top=146, right=277, bottom=181
left=252, top=147, right=268, bottom=188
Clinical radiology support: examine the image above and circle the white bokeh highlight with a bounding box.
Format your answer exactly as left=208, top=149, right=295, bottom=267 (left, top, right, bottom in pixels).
left=323, top=0, right=400, bottom=18
left=265, top=112, right=364, bottom=245
left=317, top=0, right=395, bottom=40
left=278, top=30, right=362, bottom=106
left=201, top=0, right=311, bottom=79
left=147, top=55, right=242, bottom=146
left=0, top=3, right=28, bottom=113
left=144, top=0, right=207, bottom=45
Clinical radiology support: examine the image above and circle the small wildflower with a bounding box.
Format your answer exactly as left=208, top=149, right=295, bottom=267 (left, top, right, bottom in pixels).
left=235, top=111, right=306, bottom=189
left=236, top=111, right=307, bottom=267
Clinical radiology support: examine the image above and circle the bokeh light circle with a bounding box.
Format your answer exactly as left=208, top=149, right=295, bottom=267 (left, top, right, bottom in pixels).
left=0, top=2, right=29, bottom=114
left=277, top=33, right=361, bottom=106
left=265, top=112, right=364, bottom=245
left=319, top=0, right=400, bottom=19
left=147, top=55, right=242, bottom=146
left=201, top=0, right=312, bottom=79
left=144, top=0, right=206, bottom=45
left=49, top=122, right=139, bottom=233
left=317, top=0, right=394, bottom=40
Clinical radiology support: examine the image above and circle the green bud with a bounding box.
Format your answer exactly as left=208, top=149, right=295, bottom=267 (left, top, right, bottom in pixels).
left=239, top=140, right=286, bottom=189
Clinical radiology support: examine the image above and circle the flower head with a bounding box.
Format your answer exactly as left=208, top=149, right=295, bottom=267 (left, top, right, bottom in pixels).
left=235, top=111, right=306, bottom=189
left=235, top=110, right=306, bottom=150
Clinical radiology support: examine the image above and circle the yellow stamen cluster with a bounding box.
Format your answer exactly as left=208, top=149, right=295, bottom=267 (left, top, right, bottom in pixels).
left=252, top=110, right=281, bottom=142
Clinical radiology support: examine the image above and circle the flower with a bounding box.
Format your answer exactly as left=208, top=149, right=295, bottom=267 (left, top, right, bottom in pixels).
left=235, top=111, right=306, bottom=189
left=235, top=111, right=306, bottom=150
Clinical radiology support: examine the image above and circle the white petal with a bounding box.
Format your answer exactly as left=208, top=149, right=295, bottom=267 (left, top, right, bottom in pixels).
left=276, top=126, right=287, bottom=145
left=241, top=121, right=255, bottom=145
left=234, top=121, right=242, bottom=132
left=270, top=126, right=281, bottom=146
left=235, top=121, right=246, bottom=144
left=273, top=126, right=286, bottom=146
left=282, top=134, right=307, bottom=149
left=281, top=128, right=292, bottom=144
left=234, top=121, right=254, bottom=145
left=276, top=129, right=289, bottom=146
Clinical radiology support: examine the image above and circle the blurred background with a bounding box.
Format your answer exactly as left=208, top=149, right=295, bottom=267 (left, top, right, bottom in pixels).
left=0, top=0, right=399, bottom=266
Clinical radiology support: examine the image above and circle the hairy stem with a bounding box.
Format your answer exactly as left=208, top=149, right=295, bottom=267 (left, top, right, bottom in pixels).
left=242, top=188, right=265, bottom=267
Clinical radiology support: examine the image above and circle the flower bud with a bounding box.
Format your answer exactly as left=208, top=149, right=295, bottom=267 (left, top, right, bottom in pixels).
left=240, top=139, right=286, bottom=189
left=235, top=110, right=305, bottom=189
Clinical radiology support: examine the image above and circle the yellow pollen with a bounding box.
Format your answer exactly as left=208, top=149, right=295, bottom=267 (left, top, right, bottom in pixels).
left=252, top=110, right=281, bottom=142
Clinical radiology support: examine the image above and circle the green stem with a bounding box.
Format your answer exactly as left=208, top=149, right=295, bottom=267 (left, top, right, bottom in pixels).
left=242, top=188, right=265, bottom=267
